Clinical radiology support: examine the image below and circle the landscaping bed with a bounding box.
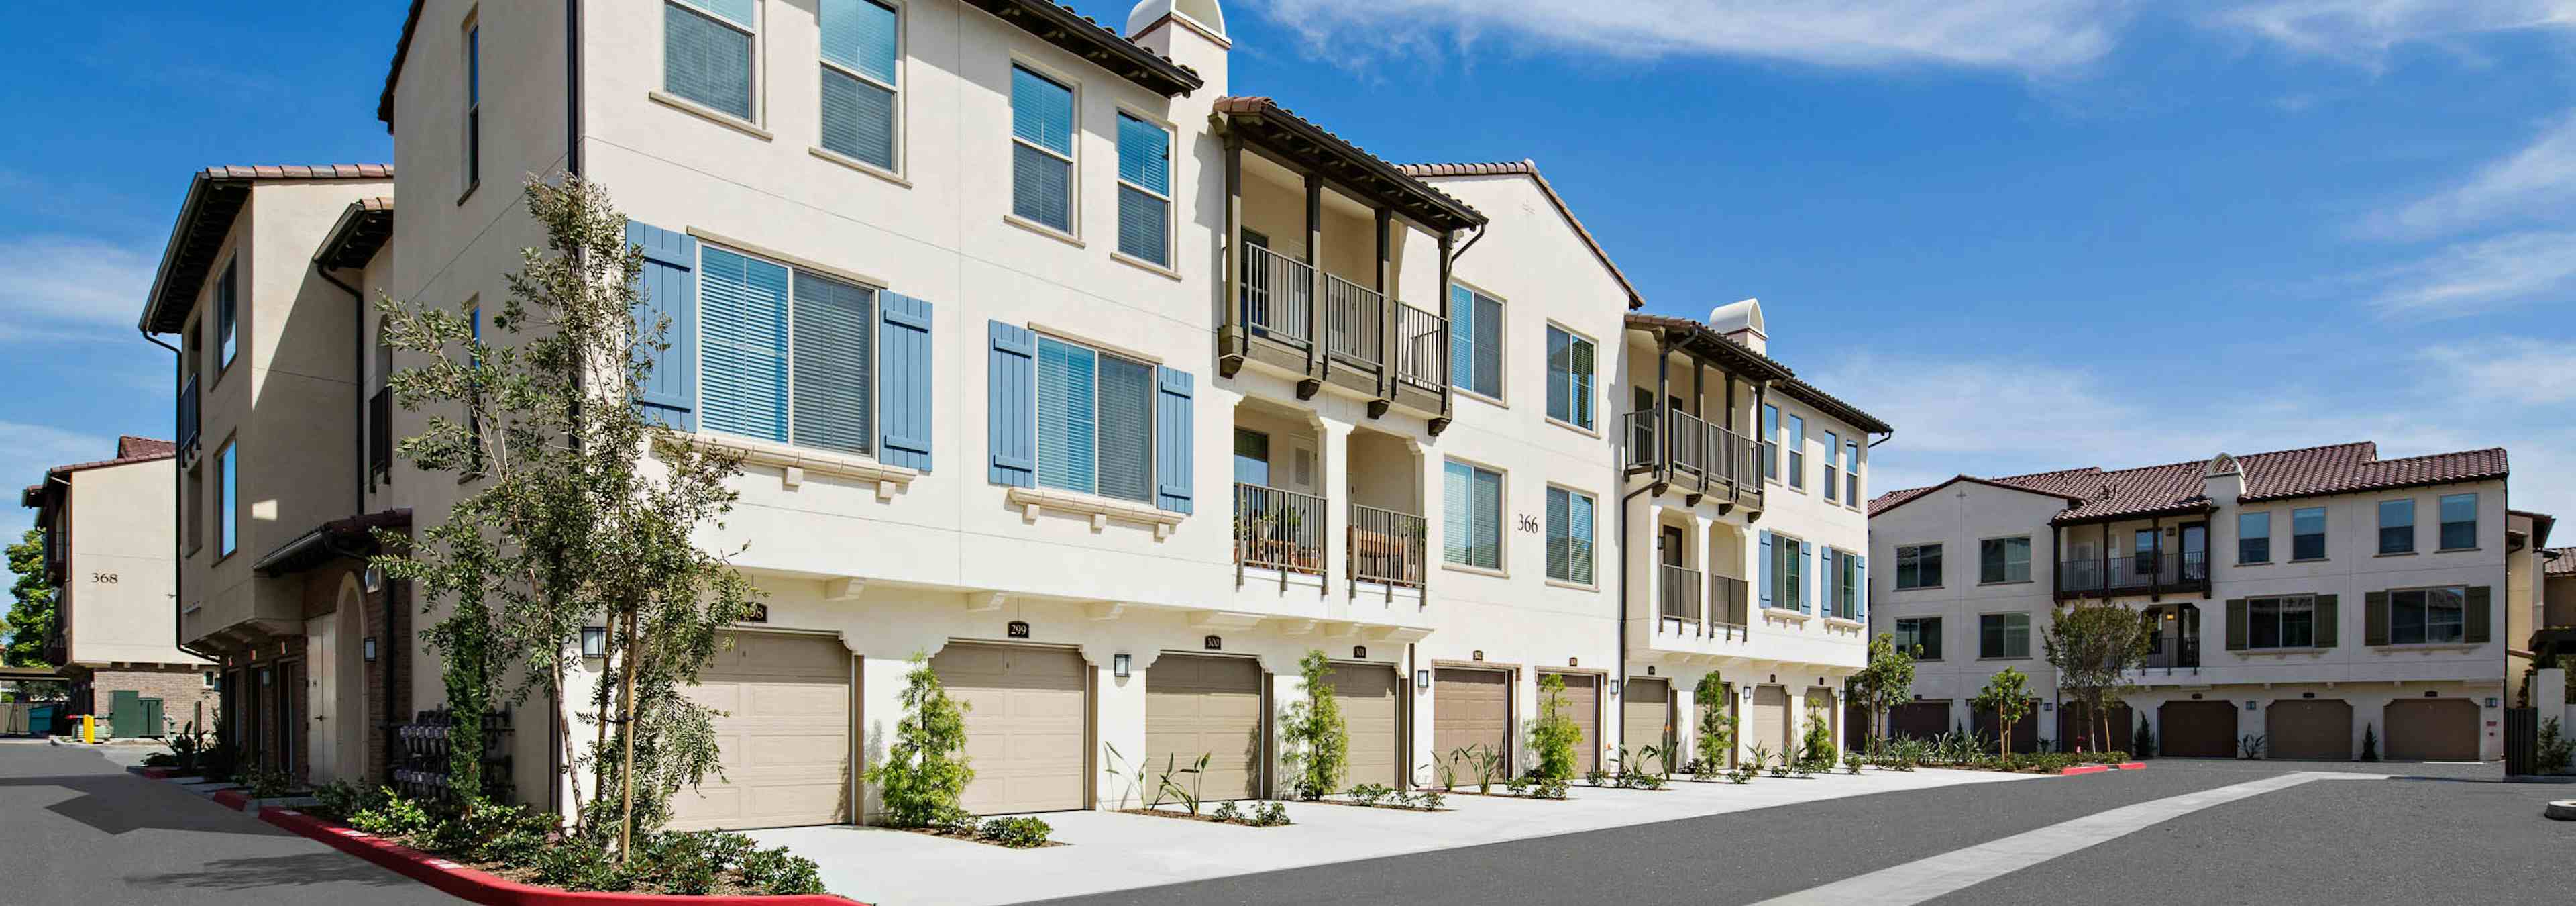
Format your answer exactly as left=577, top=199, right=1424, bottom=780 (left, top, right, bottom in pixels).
left=1117, top=800, right=1293, bottom=826
left=263, top=807, right=857, bottom=905
left=896, top=815, right=1064, bottom=848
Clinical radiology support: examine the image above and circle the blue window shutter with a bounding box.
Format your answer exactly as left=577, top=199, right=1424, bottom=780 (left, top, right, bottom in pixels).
left=878, top=293, right=933, bottom=471
left=1821, top=549, right=1836, bottom=617
left=1758, top=531, right=1774, bottom=610
left=1799, top=541, right=1814, bottom=613
left=1155, top=367, right=1194, bottom=513
left=628, top=221, right=698, bottom=430
left=987, top=321, right=1036, bottom=487
left=1856, top=555, right=1868, bottom=621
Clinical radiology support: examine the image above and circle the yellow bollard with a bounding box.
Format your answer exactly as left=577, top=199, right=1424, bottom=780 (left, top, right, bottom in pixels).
left=82, top=714, right=96, bottom=744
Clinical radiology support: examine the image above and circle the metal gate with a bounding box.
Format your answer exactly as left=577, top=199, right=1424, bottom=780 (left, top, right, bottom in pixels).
left=2502, top=707, right=2538, bottom=776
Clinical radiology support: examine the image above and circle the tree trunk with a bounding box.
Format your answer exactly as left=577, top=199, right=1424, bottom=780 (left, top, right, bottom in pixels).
left=616, top=606, right=641, bottom=861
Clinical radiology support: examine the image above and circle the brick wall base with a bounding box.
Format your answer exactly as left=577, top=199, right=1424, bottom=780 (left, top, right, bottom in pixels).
left=77, top=665, right=219, bottom=738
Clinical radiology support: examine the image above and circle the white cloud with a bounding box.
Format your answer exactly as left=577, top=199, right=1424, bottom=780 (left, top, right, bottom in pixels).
left=1238, top=0, right=2129, bottom=73
left=2209, top=0, right=2576, bottom=60
left=0, top=235, right=156, bottom=340
left=2365, top=230, right=2576, bottom=319
left=2422, top=339, right=2576, bottom=405
left=2371, top=113, right=2576, bottom=239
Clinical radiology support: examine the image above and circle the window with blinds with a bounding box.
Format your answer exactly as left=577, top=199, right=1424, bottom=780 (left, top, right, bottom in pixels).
left=1443, top=460, right=1503, bottom=570
left=665, top=0, right=757, bottom=121
left=1011, top=65, right=1075, bottom=232
left=697, top=244, right=875, bottom=456
left=1448, top=285, right=1503, bottom=399
left=1545, top=486, right=1595, bottom=585
left=1035, top=336, right=1154, bottom=503
left=819, top=0, right=899, bottom=170
left=1116, top=113, right=1172, bottom=266
left=1822, top=430, right=1841, bottom=501
left=1544, top=325, right=1594, bottom=430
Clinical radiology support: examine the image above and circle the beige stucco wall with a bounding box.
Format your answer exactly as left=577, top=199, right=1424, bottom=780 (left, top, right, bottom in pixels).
left=62, top=458, right=197, bottom=667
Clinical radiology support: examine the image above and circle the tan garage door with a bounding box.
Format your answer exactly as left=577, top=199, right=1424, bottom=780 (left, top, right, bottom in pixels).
left=2385, top=698, right=2479, bottom=761
left=2265, top=700, right=2352, bottom=760
left=1146, top=654, right=1264, bottom=802
left=1433, top=668, right=1511, bottom=777
left=669, top=632, right=851, bottom=831
left=932, top=643, right=1087, bottom=815
left=1543, top=673, right=1601, bottom=774
left=2159, top=700, right=2239, bottom=758
left=1621, top=678, right=1673, bottom=773
left=1331, top=664, right=1402, bottom=791
left=1805, top=689, right=1839, bottom=757
left=1750, top=685, right=1791, bottom=762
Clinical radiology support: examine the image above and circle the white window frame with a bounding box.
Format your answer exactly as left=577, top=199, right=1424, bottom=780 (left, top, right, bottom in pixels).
left=816, top=0, right=904, bottom=177
left=1978, top=611, right=2031, bottom=660
left=1007, top=58, right=1081, bottom=240
left=1032, top=332, right=1156, bottom=503
left=1544, top=483, right=1597, bottom=586
left=1112, top=105, right=1175, bottom=270
left=1772, top=530, right=1806, bottom=610
left=2377, top=497, right=2414, bottom=555
left=692, top=242, right=883, bottom=458
left=2437, top=493, right=2478, bottom=551
left=1442, top=456, right=1507, bottom=574
left=1449, top=280, right=1507, bottom=405
left=1821, top=429, right=1841, bottom=502
left=1843, top=440, right=1861, bottom=508
left=1542, top=321, right=1597, bottom=432
left=2290, top=505, right=2327, bottom=561
left=1783, top=411, right=1806, bottom=491
left=216, top=258, right=239, bottom=376
left=663, top=0, right=765, bottom=126
left=2237, top=510, right=2271, bottom=564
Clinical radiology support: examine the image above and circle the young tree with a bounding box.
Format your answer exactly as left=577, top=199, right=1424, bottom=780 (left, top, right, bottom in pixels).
left=373, top=174, right=759, bottom=858
left=1974, top=667, right=2033, bottom=758
left=4, top=529, right=54, bottom=668
left=1279, top=650, right=1348, bottom=799
left=1854, top=632, right=1918, bottom=743
left=1529, top=673, right=1582, bottom=781
left=2043, top=603, right=2153, bottom=753
left=1691, top=672, right=1733, bottom=770
left=867, top=654, right=973, bottom=826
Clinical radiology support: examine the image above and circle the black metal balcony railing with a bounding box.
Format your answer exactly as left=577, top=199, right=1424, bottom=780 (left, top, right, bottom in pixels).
left=177, top=374, right=200, bottom=451
left=1236, top=482, right=1326, bottom=591
left=1658, top=564, right=1702, bottom=623
left=1709, top=575, right=1751, bottom=633
left=1242, top=244, right=1314, bottom=350
left=2056, top=551, right=2210, bottom=599
left=2143, top=635, right=2202, bottom=671
left=1323, top=274, right=1383, bottom=370
left=368, top=387, right=393, bottom=482
left=1394, top=303, right=1446, bottom=393
left=1349, top=503, right=1426, bottom=599
left=1619, top=409, right=1762, bottom=503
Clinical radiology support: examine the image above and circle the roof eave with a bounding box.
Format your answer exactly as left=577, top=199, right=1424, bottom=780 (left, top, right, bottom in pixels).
left=1219, top=103, right=1487, bottom=234
left=2241, top=471, right=2510, bottom=505
left=2051, top=502, right=2216, bottom=527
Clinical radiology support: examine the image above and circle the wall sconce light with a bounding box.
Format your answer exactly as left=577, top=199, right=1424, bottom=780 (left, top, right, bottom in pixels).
left=2043, top=701, right=2054, bottom=711
left=362, top=564, right=385, bottom=593
left=1353, top=646, right=1367, bottom=659
left=2484, top=697, right=2499, bottom=708
left=1568, top=657, right=1579, bottom=668
left=1609, top=680, right=1622, bottom=697
left=1114, top=654, right=1131, bottom=679
left=2243, top=701, right=2258, bottom=711
left=362, top=637, right=378, bottom=663
left=1415, top=670, right=1430, bottom=690
left=581, top=626, right=608, bottom=659
left=1645, top=665, right=1656, bottom=676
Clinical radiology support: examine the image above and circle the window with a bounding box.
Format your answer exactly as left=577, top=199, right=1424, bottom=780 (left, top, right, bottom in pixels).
left=1232, top=428, right=1270, bottom=487
left=1760, top=405, right=1780, bottom=480
left=1822, top=430, right=1841, bottom=502
left=463, top=17, right=480, bottom=190
left=1108, top=113, right=1175, bottom=267
left=1443, top=461, right=1503, bottom=570
left=2237, top=511, right=2270, bottom=564
left=1771, top=533, right=1805, bottom=611
left=1979, top=613, right=2030, bottom=659
left=819, top=0, right=900, bottom=170
left=184, top=464, right=205, bottom=554
left=698, top=245, right=876, bottom=456
left=2387, top=587, right=2466, bottom=645
left=1544, top=486, right=1595, bottom=585
left=1980, top=536, right=2031, bottom=584
left=216, top=439, right=237, bottom=558
left=1448, top=285, right=1503, bottom=399
left=2291, top=506, right=2326, bottom=560
left=2377, top=499, right=2414, bottom=554
left=2246, top=595, right=2316, bottom=649
left=1895, top=543, right=1941, bottom=589
left=1895, top=617, right=1942, bottom=660
left=1036, top=336, right=1154, bottom=502
left=665, top=0, right=757, bottom=121
left=1544, top=326, right=1595, bottom=429
left=217, top=260, right=238, bottom=371
left=202, top=671, right=217, bottom=689
left=1784, top=413, right=1806, bottom=490
left=1843, top=440, right=1860, bottom=505
left=2438, top=493, right=2477, bottom=550
left=1010, top=65, right=1075, bottom=233
left=2133, top=528, right=2158, bottom=575
left=1836, top=548, right=1861, bottom=618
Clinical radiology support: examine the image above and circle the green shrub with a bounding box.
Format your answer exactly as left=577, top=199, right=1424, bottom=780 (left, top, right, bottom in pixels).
left=978, top=816, right=1053, bottom=848
left=311, top=781, right=366, bottom=821
left=2540, top=718, right=2574, bottom=774
left=1528, top=674, right=1581, bottom=782
left=1531, top=776, right=1570, bottom=800
left=1800, top=701, right=1837, bottom=768
left=868, top=654, right=974, bottom=829
left=1211, top=801, right=1243, bottom=823
left=242, top=767, right=294, bottom=799
left=1349, top=783, right=1394, bottom=807
left=2359, top=724, right=2377, bottom=762
left=1409, top=789, right=1446, bottom=810
left=1249, top=801, right=1291, bottom=827
left=737, top=846, right=828, bottom=895
left=1279, top=651, right=1349, bottom=800
left=349, top=793, right=433, bottom=838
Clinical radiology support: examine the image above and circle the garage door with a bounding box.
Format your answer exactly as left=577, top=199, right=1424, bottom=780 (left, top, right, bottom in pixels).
left=1890, top=701, right=1951, bottom=740
left=670, top=632, right=851, bottom=831
left=1146, top=654, right=1263, bottom=802
left=1543, top=673, right=1601, bottom=774
left=2059, top=701, right=2134, bottom=754
left=1622, top=678, right=1673, bottom=773
left=2265, top=700, right=2352, bottom=760
left=1434, top=668, right=1511, bottom=777
left=1750, top=685, right=1790, bottom=761
left=1972, top=700, right=2040, bottom=754
left=931, top=643, right=1087, bottom=815
left=2159, top=700, right=2239, bottom=758
left=2385, top=698, right=2479, bottom=761
left=1332, top=664, right=1401, bottom=791
left=1805, top=689, right=1839, bottom=756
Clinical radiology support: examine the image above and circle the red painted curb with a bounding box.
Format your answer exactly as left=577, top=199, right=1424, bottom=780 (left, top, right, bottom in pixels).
left=211, top=789, right=251, bottom=811
left=2057, top=764, right=2111, bottom=776
left=133, top=767, right=180, bottom=780
left=2114, top=762, right=2147, bottom=770
left=258, top=809, right=865, bottom=906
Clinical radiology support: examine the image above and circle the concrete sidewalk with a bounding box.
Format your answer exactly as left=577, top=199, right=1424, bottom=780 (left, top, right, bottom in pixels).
left=752, top=768, right=2037, bottom=905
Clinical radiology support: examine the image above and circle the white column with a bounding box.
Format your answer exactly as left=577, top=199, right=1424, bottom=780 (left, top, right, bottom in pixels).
left=1092, top=652, right=1150, bottom=811
left=1319, top=419, right=1352, bottom=595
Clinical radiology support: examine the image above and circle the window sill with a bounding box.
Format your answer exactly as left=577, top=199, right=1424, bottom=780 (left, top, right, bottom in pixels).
left=1823, top=617, right=1864, bottom=631
left=2369, top=642, right=2483, bottom=652
left=1442, top=562, right=1509, bottom=580
left=2288, top=557, right=2329, bottom=564
left=2234, top=646, right=2330, bottom=656
left=1004, top=485, right=1183, bottom=537
left=1544, top=416, right=1601, bottom=439
left=671, top=433, right=919, bottom=499
left=808, top=146, right=910, bottom=187
left=1543, top=578, right=1599, bottom=593
left=2375, top=550, right=2416, bottom=558
left=1978, top=579, right=2035, bottom=587
left=649, top=91, right=773, bottom=142
left=1761, top=607, right=1811, bottom=623
left=1895, top=585, right=1943, bottom=592
left=1452, top=387, right=1507, bottom=410
left=1004, top=213, right=1084, bottom=248
left=2238, top=560, right=2273, bottom=567
left=1975, top=656, right=2030, bottom=662
left=2436, top=546, right=2480, bottom=554
left=1110, top=250, right=1183, bottom=281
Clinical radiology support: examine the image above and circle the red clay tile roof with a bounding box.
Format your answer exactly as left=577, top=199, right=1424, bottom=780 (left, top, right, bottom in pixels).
left=1867, top=473, right=2086, bottom=517
left=1398, top=160, right=1641, bottom=309
left=142, top=165, right=394, bottom=333
left=1623, top=313, right=1890, bottom=434
left=2546, top=547, right=2575, bottom=576
left=21, top=437, right=176, bottom=508
left=1872, top=441, right=2508, bottom=524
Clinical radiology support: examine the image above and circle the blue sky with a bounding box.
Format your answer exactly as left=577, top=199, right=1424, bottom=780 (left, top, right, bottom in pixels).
left=1, top=1, right=2570, bottom=539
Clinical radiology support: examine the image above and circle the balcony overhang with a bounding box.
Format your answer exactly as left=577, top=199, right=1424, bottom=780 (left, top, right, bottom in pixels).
left=253, top=508, right=412, bottom=577
left=1214, top=97, right=1486, bottom=236
left=2050, top=503, right=2214, bottom=528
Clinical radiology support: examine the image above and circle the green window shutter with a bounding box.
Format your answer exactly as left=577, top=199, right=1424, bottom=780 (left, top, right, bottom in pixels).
left=2314, top=595, right=2337, bottom=648
left=2225, top=599, right=2247, bottom=651
left=2364, top=591, right=2389, bottom=646
left=2464, top=585, right=2491, bottom=644
left=788, top=271, right=873, bottom=456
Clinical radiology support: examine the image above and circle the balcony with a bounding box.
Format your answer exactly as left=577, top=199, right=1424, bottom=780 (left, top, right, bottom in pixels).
left=1620, top=409, right=1764, bottom=510
left=368, top=387, right=392, bottom=483
left=2055, top=551, right=2210, bottom=601
left=1235, top=482, right=1326, bottom=590
left=1349, top=503, right=1426, bottom=599
left=177, top=374, right=201, bottom=453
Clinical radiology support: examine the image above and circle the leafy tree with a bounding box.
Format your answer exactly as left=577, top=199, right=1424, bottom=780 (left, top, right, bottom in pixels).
left=1691, top=672, right=1733, bottom=770
left=867, top=654, right=973, bottom=826
left=1974, top=667, right=2033, bottom=758
left=1854, top=632, right=1918, bottom=743
left=4, top=529, right=54, bottom=668
left=1528, top=673, right=1582, bottom=781
left=373, top=174, right=759, bottom=858
left=2043, top=603, right=2153, bottom=753
left=1279, top=650, right=1348, bottom=799
left=1800, top=699, right=1836, bottom=768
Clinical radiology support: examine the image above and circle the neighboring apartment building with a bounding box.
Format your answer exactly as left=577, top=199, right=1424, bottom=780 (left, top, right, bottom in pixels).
left=1869, top=442, right=2513, bottom=761
left=2530, top=542, right=2575, bottom=693
left=133, top=0, right=1885, bottom=827
left=17, top=436, right=214, bottom=733
left=2506, top=510, right=2556, bottom=701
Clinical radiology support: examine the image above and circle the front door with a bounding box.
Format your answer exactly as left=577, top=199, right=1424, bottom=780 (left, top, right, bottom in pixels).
left=2178, top=523, right=2208, bottom=581
left=307, top=613, right=339, bottom=784
left=1660, top=525, right=1684, bottom=568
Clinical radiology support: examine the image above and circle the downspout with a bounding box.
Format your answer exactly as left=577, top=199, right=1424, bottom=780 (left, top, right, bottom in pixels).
left=556, top=0, right=585, bottom=818
left=312, top=262, right=364, bottom=518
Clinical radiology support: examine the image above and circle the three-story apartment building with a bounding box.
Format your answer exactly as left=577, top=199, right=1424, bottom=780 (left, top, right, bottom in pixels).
left=136, top=0, right=1886, bottom=827
left=1870, top=442, right=2513, bottom=761
left=18, top=436, right=213, bottom=734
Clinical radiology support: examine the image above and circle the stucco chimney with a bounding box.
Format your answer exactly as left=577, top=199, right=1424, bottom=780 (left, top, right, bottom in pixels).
left=1707, top=298, right=1766, bottom=354
left=2203, top=452, right=2243, bottom=507
left=1126, top=0, right=1230, bottom=96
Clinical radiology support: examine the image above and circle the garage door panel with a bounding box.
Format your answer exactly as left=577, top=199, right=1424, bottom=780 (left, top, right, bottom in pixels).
left=1891, top=701, right=1950, bottom=740
left=2158, top=701, right=2239, bottom=758
left=1332, top=664, right=1401, bottom=791
left=1434, top=668, right=1511, bottom=776
left=668, top=632, right=852, bottom=832
left=1544, top=674, right=1600, bottom=774
left=2265, top=700, right=2352, bottom=760
left=2385, top=699, right=2479, bottom=761
left=935, top=643, right=1089, bottom=815
left=1622, top=678, right=1672, bottom=770
left=1147, top=654, right=1265, bottom=801
left=1751, top=686, right=1790, bottom=760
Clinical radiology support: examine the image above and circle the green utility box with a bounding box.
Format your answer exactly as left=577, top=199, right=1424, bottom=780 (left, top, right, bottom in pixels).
left=109, top=690, right=142, bottom=740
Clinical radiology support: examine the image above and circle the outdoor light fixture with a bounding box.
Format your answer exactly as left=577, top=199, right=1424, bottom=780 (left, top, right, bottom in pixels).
left=2485, top=697, right=2500, bottom=708
left=362, top=637, right=378, bottom=663
left=2043, top=702, right=2054, bottom=711
left=581, top=626, right=608, bottom=658
left=362, top=564, right=384, bottom=593
left=1353, top=646, right=1367, bottom=659
left=2244, top=701, right=2258, bottom=711
left=1415, top=670, right=1430, bottom=690
left=1114, top=654, right=1131, bottom=679
left=1609, top=680, right=1622, bottom=697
